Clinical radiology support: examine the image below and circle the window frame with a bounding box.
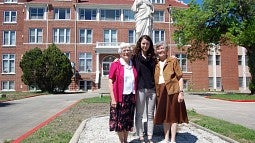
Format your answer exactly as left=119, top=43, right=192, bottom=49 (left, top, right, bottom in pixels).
left=103, top=29, right=117, bottom=43
left=54, top=8, right=71, bottom=20
left=78, top=8, right=97, bottom=20
left=79, top=53, right=92, bottom=73
left=29, top=7, right=45, bottom=20
left=4, top=11, right=17, bottom=23
left=100, top=9, right=121, bottom=21
left=152, top=30, right=165, bottom=43
left=2, top=54, right=15, bottom=74
left=3, top=31, right=16, bottom=46
left=53, top=28, right=70, bottom=44
left=29, top=28, right=43, bottom=43
left=123, top=9, right=135, bottom=21
left=128, top=30, right=136, bottom=44
left=79, top=29, right=92, bottom=44
left=150, top=0, right=165, bottom=4
left=4, top=0, right=17, bottom=3
left=176, top=54, right=188, bottom=72
left=2, top=81, right=15, bottom=91
left=153, top=10, right=164, bottom=22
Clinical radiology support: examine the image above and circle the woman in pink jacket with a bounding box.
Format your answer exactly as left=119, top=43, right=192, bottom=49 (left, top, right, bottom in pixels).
left=108, top=43, right=138, bottom=143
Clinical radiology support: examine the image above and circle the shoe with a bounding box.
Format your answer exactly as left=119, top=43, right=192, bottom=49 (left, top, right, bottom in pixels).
left=148, top=139, right=154, bottom=143
left=139, top=139, right=146, bottom=143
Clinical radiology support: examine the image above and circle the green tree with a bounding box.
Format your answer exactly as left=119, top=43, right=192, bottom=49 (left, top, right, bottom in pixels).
left=172, top=0, right=255, bottom=94
left=20, top=47, right=43, bottom=87
left=20, top=44, right=73, bottom=93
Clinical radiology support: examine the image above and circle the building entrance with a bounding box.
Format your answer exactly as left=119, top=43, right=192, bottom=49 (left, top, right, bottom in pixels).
left=102, top=56, right=116, bottom=77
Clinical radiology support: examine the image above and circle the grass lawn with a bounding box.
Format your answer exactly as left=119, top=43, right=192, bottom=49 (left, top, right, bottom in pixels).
left=207, top=93, right=255, bottom=101
left=0, top=92, right=45, bottom=102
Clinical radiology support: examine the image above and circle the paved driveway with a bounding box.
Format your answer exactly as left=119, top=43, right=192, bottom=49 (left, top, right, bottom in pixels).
left=0, top=93, right=93, bottom=143
left=185, top=94, right=255, bottom=130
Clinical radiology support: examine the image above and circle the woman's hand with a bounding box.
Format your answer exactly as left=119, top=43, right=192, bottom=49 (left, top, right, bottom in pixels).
left=178, top=92, right=184, bottom=103
left=111, top=99, right=117, bottom=107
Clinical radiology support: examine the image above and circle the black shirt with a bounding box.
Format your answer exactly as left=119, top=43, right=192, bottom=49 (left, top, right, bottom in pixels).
left=133, top=53, right=155, bottom=90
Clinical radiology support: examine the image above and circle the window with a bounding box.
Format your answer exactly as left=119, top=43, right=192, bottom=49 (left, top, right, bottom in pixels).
left=245, top=55, right=248, bottom=66
left=79, top=8, right=96, bottom=20
left=208, top=55, right=220, bottom=65
left=153, top=11, right=164, bottom=22
left=4, top=0, right=17, bottom=3
left=53, top=28, right=70, bottom=43
left=2, top=54, right=15, bottom=74
left=246, top=77, right=251, bottom=87
left=104, top=30, right=117, bottom=43
left=238, top=55, right=242, bottom=65
left=208, top=55, right=213, bottom=65
left=151, top=0, right=165, bottom=4
left=3, top=31, right=16, bottom=46
left=64, top=52, right=70, bottom=59
left=128, top=30, right=136, bottom=43
left=29, top=7, right=45, bottom=20
left=153, top=30, right=165, bottom=43
left=79, top=29, right=92, bottom=44
left=239, top=77, right=243, bottom=87
left=100, top=9, right=120, bottom=21
left=123, top=10, right=134, bottom=21
left=4, top=11, right=17, bottom=23
left=216, top=55, right=220, bottom=65
left=216, top=77, right=221, bottom=88
left=29, top=28, right=43, bottom=43
left=79, top=80, right=92, bottom=91
left=176, top=54, right=187, bottom=72
left=239, top=77, right=251, bottom=87
left=208, top=77, right=213, bottom=88
left=79, top=53, right=92, bottom=72
left=2, top=81, right=15, bottom=91
left=54, top=8, right=70, bottom=20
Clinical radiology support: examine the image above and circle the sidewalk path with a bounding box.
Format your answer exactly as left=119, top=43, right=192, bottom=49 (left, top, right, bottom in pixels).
left=75, top=116, right=236, bottom=143
left=184, top=94, right=255, bottom=130
left=0, top=93, right=97, bottom=143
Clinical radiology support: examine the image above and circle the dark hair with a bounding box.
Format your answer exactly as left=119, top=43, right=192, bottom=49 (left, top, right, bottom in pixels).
left=134, top=35, right=155, bottom=59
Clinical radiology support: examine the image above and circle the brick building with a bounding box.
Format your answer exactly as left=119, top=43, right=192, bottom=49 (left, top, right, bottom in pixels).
left=0, top=0, right=251, bottom=93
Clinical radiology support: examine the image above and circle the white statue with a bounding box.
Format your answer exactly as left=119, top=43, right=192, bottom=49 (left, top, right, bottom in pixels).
left=131, top=0, right=154, bottom=40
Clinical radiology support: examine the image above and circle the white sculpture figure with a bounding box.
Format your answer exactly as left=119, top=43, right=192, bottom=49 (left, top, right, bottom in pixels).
left=131, top=0, right=154, bottom=40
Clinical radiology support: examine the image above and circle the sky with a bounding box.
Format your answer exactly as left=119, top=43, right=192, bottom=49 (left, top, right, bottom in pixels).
left=182, top=0, right=203, bottom=5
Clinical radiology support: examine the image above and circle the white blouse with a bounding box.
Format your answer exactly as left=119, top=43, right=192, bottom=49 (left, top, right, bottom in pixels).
left=158, top=60, right=166, bottom=84
left=120, top=58, right=135, bottom=94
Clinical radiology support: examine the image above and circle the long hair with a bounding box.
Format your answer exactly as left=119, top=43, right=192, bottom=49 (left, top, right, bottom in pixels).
left=134, top=35, right=155, bottom=59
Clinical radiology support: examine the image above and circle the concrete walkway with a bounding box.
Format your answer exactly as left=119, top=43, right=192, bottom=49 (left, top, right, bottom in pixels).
left=185, top=94, right=255, bottom=130
left=0, top=92, right=97, bottom=143
left=73, top=116, right=237, bottom=143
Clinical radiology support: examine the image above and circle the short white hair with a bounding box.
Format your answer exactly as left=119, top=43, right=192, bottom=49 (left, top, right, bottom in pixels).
left=118, top=42, right=131, bottom=53
left=154, top=41, right=169, bottom=51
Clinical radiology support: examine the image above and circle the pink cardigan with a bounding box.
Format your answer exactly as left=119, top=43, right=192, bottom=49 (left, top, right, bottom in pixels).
left=108, top=60, right=138, bottom=102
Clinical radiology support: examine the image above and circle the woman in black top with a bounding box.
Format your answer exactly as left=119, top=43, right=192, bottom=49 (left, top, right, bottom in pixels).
left=133, top=35, right=156, bottom=143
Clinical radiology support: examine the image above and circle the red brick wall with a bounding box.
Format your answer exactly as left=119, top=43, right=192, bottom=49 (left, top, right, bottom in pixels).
left=221, top=45, right=239, bottom=91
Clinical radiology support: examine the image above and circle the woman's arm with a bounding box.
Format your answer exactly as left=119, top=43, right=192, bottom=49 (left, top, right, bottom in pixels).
left=178, top=77, right=184, bottom=103
left=109, top=78, right=116, bottom=106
